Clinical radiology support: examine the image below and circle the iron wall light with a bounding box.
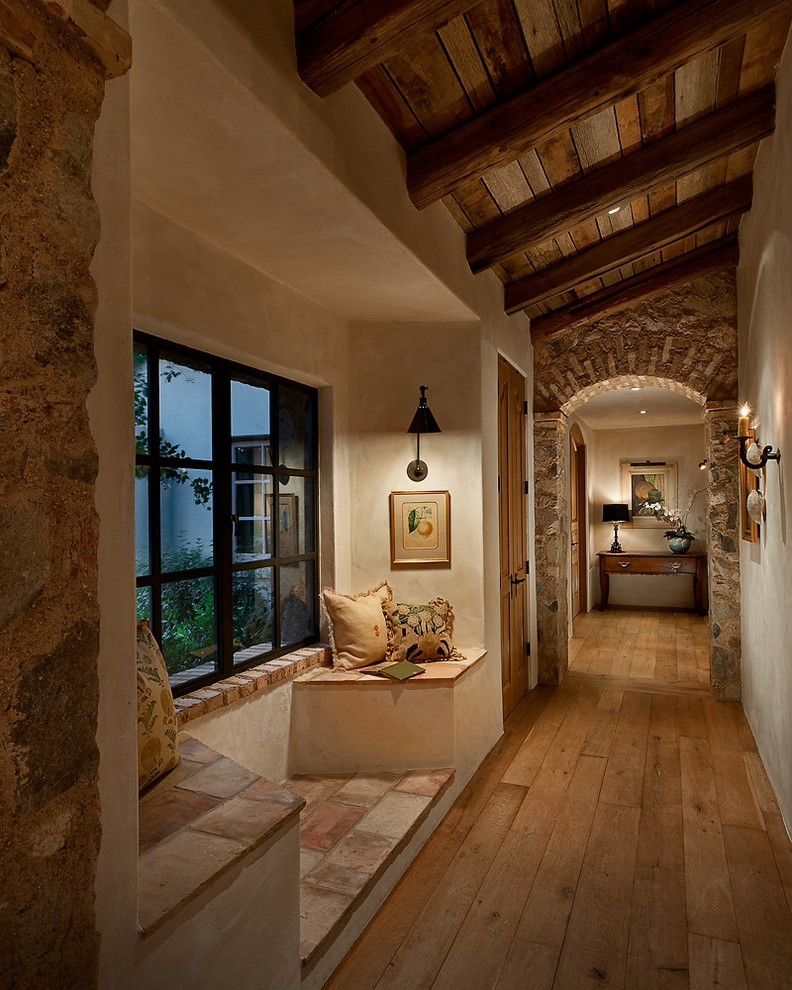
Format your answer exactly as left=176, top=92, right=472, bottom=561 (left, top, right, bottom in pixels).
left=406, top=385, right=442, bottom=482
left=733, top=405, right=781, bottom=472
left=603, top=503, right=630, bottom=553
left=698, top=458, right=709, bottom=470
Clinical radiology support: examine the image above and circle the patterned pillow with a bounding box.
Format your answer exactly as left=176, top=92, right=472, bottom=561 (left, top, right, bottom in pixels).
left=136, top=621, right=180, bottom=791
left=382, top=598, right=463, bottom=663
left=321, top=581, right=393, bottom=670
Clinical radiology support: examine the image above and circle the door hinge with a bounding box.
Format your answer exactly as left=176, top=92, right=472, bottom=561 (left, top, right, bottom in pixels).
left=526, top=559, right=530, bottom=574
left=526, top=642, right=531, bottom=656
left=523, top=400, right=528, bottom=415
left=524, top=480, right=529, bottom=495
left=497, top=475, right=501, bottom=493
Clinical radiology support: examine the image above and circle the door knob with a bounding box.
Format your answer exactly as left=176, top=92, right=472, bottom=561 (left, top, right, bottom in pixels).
left=510, top=575, right=526, bottom=585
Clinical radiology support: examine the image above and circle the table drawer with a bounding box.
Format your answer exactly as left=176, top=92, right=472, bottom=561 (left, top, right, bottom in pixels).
left=604, top=556, right=697, bottom=575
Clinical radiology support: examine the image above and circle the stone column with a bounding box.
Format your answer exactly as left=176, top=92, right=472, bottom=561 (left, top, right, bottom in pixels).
left=0, top=2, right=130, bottom=985
left=533, top=411, right=569, bottom=684
left=704, top=400, right=742, bottom=699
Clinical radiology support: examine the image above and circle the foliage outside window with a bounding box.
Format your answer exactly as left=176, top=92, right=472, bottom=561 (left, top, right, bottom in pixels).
left=134, top=333, right=318, bottom=694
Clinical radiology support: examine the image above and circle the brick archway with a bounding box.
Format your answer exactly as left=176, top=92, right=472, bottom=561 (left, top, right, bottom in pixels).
left=532, top=272, right=742, bottom=699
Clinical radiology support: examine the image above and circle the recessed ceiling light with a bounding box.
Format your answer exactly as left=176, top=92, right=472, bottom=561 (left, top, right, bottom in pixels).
left=640, top=410, right=647, bottom=415
left=630, top=386, right=641, bottom=391
left=608, top=206, right=621, bottom=215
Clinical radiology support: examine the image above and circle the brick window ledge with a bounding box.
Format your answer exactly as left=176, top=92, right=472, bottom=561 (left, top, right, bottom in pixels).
left=174, top=645, right=331, bottom=727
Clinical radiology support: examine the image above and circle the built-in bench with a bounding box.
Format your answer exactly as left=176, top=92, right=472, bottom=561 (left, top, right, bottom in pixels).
left=138, top=644, right=494, bottom=988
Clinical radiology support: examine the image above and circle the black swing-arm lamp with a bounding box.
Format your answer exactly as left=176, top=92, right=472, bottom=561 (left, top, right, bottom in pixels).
left=406, top=385, right=442, bottom=482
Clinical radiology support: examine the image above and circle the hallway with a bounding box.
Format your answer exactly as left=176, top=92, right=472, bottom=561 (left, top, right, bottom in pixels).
left=326, top=611, right=792, bottom=990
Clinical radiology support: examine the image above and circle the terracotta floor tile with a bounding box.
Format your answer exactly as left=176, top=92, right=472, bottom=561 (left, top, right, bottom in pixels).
left=300, top=801, right=366, bottom=852
left=178, top=736, right=222, bottom=765
left=138, top=787, right=221, bottom=853
left=179, top=757, right=258, bottom=799
left=300, top=849, right=324, bottom=878
left=393, top=767, right=454, bottom=797
left=332, top=772, right=401, bottom=807
left=286, top=775, right=349, bottom=818
left=192, top=794, right=300, bottom=845
left=304, top=830, right=396, bottom=897
left=241, top=777, right=306, bottom=812
left=299, top=884, right=354, bottom=961
left=138, top=759, right=204, bottom=803
left=138, top=829, right=243, bottom=931
left=356, top=791, right=432, bottom=840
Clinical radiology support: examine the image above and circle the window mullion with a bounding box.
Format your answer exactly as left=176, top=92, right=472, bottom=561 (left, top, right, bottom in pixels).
left=214, top=371, right=233, bottom=678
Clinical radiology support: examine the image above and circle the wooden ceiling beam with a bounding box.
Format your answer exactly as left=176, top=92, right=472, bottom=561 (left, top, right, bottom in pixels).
left=407, top=0, right=792, bottom=208
left=505, top=176, right=753, bottom=314
left=529, top=238, right=739, bottom=341
left=468, top=87, right=773, bottom=274
left=297, top=0, right=481, bottom=97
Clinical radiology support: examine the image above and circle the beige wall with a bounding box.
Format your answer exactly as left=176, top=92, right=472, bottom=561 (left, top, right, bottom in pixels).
left=736, top=35, right=792, bottom=828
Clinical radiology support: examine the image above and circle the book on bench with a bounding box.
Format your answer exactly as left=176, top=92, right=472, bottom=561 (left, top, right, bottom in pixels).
left=360, top=660, right=426, bottom=681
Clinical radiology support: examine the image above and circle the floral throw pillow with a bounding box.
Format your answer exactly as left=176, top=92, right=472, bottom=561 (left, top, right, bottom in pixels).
left=383, top=598, right=463, bottom=663
left=321, top=581, right=393, bottom=670
left=136, top=621, right=180, bottom=791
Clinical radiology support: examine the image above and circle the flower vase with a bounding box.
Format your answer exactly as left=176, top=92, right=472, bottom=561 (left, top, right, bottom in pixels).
left=666, top=534, right=693, bottom=554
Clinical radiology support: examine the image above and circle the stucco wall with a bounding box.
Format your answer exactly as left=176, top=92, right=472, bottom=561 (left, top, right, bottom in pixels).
left=736, top=35, right=792, bottom=828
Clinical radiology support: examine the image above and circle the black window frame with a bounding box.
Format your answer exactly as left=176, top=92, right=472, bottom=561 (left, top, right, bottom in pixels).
left=134, top=331, right=319, bottom=696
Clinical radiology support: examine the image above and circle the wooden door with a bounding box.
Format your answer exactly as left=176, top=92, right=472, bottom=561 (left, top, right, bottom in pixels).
left=570, top=425, right=587, bottom=618
left=498, top=357, right=529, bottom=718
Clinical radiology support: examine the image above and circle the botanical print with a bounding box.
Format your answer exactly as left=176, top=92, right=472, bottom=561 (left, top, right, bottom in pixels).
left=401, top=500, right=440, bottom=550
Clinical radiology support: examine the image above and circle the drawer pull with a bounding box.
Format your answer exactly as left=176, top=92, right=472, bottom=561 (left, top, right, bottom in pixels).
left=619, top=560, right=630, bottom=568
left=671, top=561, right=682, bottom=572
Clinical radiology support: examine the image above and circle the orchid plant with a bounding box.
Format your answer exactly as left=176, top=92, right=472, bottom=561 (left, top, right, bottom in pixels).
left=640, top=486, right=705, bottom=539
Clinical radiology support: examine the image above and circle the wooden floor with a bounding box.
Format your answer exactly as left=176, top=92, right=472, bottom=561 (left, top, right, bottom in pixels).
left=325, top=610, right=792, bottom=990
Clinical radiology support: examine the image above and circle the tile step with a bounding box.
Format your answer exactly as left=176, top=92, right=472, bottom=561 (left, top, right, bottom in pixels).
left=291, top=767, right=455, bottom=974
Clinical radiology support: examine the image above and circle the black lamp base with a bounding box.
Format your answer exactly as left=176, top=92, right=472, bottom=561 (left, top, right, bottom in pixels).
left=609, top=523, right=624, bottom=553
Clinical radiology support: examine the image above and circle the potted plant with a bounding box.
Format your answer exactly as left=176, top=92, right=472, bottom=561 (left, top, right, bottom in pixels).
left=643, top=487, right=704, bottom=554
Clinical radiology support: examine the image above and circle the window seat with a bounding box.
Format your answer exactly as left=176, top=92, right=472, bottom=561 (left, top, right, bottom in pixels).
left=138, top=735, right=304, bottom=935
left=291, top=649, right=489, bottom=777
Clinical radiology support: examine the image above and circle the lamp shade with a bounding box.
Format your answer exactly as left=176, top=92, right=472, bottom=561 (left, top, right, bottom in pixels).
left=406, top=385, right=442, bottom=435
left=602, top=503, right=630, bottom=523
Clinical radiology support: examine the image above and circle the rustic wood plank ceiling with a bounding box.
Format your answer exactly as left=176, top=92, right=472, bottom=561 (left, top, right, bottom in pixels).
left=295, top=0, right=792, bottom=340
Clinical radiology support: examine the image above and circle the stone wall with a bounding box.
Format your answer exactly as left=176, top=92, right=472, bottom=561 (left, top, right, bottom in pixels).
left=0, top=2, right=127, bottom=985
left=532, top=272, right=741, bottom=691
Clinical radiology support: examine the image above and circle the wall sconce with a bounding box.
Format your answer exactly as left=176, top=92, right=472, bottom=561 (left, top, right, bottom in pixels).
left=406, top=385, right=442, bottom=482
left=698, top=458, right=709, bottom=470
left=734, top=405, right=781, bottom=471
left=603, top=503, right=630, bottom=553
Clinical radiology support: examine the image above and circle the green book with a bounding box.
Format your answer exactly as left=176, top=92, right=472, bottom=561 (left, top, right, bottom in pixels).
left=361, top=660, right=426, bottom=680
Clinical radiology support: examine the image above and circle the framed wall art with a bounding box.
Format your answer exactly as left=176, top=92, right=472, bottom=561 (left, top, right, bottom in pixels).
left=390, top=491, right=450, bottom=565
left=620, top=462, right=678, bottom=528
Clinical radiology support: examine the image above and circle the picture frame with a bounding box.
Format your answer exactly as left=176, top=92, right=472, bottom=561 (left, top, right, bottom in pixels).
left=740, top=429, right=760, bottom=544
left=390, top=491, right=450, bottom=565
left=620, top=462, right=678, bottom=528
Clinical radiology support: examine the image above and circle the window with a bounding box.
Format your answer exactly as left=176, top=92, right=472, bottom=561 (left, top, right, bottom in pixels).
left=134, top=333, right=318, bottom=694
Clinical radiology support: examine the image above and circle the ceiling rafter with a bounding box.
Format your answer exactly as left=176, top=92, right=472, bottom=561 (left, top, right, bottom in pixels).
left=467, top=87, right=774, bottom=274
left=529, top=237, right=739, bottom=341
left=297, top=0, right=482, bottom=97
left=406, top=0, right=792, bottom=208
left=504, top=176, right=753, bottom=313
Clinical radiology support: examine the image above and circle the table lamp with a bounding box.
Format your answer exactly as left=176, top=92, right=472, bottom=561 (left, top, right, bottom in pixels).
left=603, top=503, right=630, bottom=553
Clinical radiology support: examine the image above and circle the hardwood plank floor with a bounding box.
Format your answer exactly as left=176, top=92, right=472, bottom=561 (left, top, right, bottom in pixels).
left=325, top=611, right=792, bottom=990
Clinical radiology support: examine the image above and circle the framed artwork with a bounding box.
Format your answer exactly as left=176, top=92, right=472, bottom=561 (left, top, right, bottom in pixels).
left=740, top=429, right=760, bottom=543
left=620, top=462, right=678, bottom=528
left=390, top=491, right=450, bottom=565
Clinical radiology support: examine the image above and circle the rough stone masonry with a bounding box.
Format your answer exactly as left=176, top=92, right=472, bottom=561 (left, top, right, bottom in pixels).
left=0, top=1, right=128, bottom=985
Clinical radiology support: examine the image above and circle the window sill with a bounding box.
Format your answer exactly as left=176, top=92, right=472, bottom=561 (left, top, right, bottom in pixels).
left=173, top=645, right=331, bottom=727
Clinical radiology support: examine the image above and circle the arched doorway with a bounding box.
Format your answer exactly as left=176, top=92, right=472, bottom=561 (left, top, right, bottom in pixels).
left=531, top=272, right=742, bottom=700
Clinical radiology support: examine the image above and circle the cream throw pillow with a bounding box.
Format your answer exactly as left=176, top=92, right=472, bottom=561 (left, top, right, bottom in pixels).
left=136, top=621, right=181, bottom=791
left=322, top=581, right=393, bottom=670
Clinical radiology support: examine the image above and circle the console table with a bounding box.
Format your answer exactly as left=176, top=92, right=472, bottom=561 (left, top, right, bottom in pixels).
left=597, top=551, right=708, bottom=615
